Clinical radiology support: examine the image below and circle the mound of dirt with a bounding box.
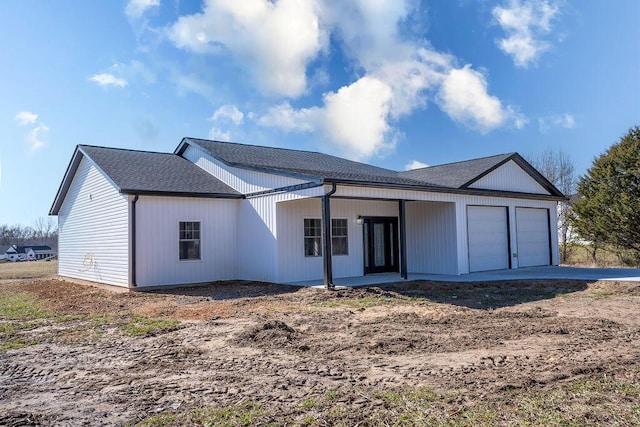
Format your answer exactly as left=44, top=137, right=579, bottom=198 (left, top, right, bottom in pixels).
left=235, top=320, right=298, bottom=348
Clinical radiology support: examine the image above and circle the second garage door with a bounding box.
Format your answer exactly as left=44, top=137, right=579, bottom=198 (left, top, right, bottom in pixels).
left=516, top=207, right=551, bottom=267
left=467, top=206, right=510, bottom=272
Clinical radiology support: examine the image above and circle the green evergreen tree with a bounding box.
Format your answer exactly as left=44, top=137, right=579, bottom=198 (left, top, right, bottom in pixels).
left=572, top=126, right=640, bottom=261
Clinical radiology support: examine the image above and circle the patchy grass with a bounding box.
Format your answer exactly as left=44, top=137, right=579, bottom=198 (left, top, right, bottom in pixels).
left=315, top=295, right=402, bottom=309
left=137, top=402, right=270, bottom=427
left=0, top=292, right=53, bottom=320
left=0, top=292, right=54, bottom=351
left=134, top=377, right=640, bottom=427
left=118, top=315, right=181, bottom=337
left=0, top=260, right=57, bottom=280
left=1, top=338, right=39, bottom=351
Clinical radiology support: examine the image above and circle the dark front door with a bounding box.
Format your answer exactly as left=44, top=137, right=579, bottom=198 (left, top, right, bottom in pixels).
left=363, top=217, right=399, bottom=274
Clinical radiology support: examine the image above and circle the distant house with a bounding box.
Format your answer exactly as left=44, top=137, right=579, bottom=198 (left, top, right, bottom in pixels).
left=4, top=245, right=55, bottom=261
left=50, top=138, right=565, bottom=289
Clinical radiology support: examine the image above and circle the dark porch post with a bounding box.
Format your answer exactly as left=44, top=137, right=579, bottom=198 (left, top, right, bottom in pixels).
left=322, top=194, right=334, bottom=288
left=399, top=199, right=408, bottom=280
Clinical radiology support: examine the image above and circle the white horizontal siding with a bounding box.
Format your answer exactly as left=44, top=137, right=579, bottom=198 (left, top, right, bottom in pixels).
left=406, top=201, right=457, bottom=275
left=276, top=198, right=398, bottom=282
left=469, top=160, right=549, bottom=194
left=182, top=144, right=310, bottom=193
left=57, top=157, right=129, bottom=287
left=135, top=196, right=239, bottom=287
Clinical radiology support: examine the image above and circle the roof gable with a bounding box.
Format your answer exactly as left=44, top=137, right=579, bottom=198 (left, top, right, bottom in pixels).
left=51, top=145, right=242, bottom=215
left=400, top=153, right=563, bottom=197
left=399, top=153, right=513, bottom=188
left=468, top=159, right=550, bottom=194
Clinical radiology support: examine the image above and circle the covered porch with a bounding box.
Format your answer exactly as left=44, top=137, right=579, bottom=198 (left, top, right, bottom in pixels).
left=274, top=191, right=459, bottom=287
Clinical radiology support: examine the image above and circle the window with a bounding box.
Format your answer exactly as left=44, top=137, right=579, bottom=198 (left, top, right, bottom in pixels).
left=179, top=221, right=200, bottom=260
left=331, top=218, right=348, bottom=255
left=304, top=218, right=349, bottom=257
left=304, top=219, right=322, bottom=257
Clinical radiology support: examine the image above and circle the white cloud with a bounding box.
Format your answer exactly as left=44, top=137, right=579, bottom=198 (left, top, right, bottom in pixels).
left=538, top=113, right=575, bottom=132
left=14, top=111, right=38, bottom=126
left=26, top=123, right=49, bottom=152
left=405, top=160, right=428, bottom=170
left=260, top=76, right=396, bottom=161
left=493, top=0, right=560, bottom=67
left=169, top=0, right=522, bottom=160
left=125, top=0, right=160, bottom=19
left=436, top=66, right=522, bottom=133
left=210, top=105, right=244, bottom=125
left=170, top=0, right=326, bottom=98
left=89, top=73, right=128, bottom=88
left=208, top=127, right=232, bottom=141
left=111, top=60, right=156, bottom=85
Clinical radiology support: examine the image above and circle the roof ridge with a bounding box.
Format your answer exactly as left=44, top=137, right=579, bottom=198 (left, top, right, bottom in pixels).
left=79, top=144, right=174, bottom=156
left=409, top=152, right=515, bottom=171
left=186, top=137, right=324, bottom=156
left=185, top=137, right=399, bottom=173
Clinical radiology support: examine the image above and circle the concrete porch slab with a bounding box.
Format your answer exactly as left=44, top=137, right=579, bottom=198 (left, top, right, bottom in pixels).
left=287, top=266, right=640, bottom=288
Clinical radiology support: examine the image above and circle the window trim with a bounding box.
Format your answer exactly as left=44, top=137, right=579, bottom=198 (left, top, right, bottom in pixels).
left=179, top=221, right=201, bottom=261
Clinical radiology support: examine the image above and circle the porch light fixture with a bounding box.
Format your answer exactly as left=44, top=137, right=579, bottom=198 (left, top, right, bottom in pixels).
left=356, top=215, right=364, bottom=225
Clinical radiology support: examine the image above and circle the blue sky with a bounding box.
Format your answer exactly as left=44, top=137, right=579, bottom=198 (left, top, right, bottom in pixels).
left=1, top=0, right=639, bottom=227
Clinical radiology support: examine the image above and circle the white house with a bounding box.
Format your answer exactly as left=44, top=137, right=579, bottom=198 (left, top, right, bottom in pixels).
left=4, top=245, right=48, bottom=261
left=49, top=138, right=565, bottom=289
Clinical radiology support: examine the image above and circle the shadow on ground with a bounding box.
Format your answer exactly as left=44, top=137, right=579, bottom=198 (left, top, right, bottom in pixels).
left=365, top=279, right=591, bottom=309
left=145, top=280, right=304, bottom=301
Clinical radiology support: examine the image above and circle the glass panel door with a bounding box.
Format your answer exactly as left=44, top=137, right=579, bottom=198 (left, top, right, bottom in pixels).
left=363, top=217, right=399, bottom=274
left=373, top=223, right=386, bottom=267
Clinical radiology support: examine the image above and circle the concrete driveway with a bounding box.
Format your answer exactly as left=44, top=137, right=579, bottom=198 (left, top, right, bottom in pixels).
left=424, top=266, right=640, bottom=282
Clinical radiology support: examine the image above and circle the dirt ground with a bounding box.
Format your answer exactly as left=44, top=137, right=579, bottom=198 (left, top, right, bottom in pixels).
left=1, top=278, right=640, bottom=426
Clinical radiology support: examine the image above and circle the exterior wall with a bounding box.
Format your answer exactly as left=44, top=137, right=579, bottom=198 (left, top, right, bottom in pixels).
left=469, top=160, right=549, bottom=194
left=276, top=198, right=398, bottom=282
left=333, top=185, right=559, bottom=274
left=57, top=157, right=129, bottom=286
left=182, top=144, right=310, bottom=193
left=135, top=196, right=239, bottom=287
left=236, top=186, right=326, bottom=282
left=406, top=201, right=457, bottom=275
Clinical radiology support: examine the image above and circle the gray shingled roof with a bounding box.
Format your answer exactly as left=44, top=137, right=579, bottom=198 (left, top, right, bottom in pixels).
left=182, top=138, right=429, bottom=187
left=181, top=139, right=564, bottom=198
left=80, top=145, right=241, bottom=197
left=399, top=153, right=514, bottom=188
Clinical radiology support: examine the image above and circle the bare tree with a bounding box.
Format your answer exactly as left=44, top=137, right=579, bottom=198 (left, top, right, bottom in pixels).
left=527, top=149, right=577, bottom=262
left=33, top=216, right=58, bottom=246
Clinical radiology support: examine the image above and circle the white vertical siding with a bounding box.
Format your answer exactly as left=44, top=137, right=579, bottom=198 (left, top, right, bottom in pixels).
left=406, top=201, right=457, bottom=275
left=332, top=185, right=559, bottom=274
left=469, top=160, right=549, bottom=194
left=57, top=157, right=129, bottom=287
left=135, top=196, right=239, bottom=287
left=275, top=198, right=398, bottom=282
left=182, top=144, right=310, bottom=193
left=235, top=187, right=327, bottom=282
left=237, top=196, right=278, bottom=281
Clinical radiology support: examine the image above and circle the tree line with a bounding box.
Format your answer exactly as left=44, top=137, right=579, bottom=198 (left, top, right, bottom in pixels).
left=0, top=217, right=58, bottom=249
left=530, top=126, right=640, bottom=266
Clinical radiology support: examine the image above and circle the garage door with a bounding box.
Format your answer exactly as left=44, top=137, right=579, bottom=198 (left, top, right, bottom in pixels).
left=467, top=206, right=510, bottom=272
left=516, top=208, right=550, bottom=267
